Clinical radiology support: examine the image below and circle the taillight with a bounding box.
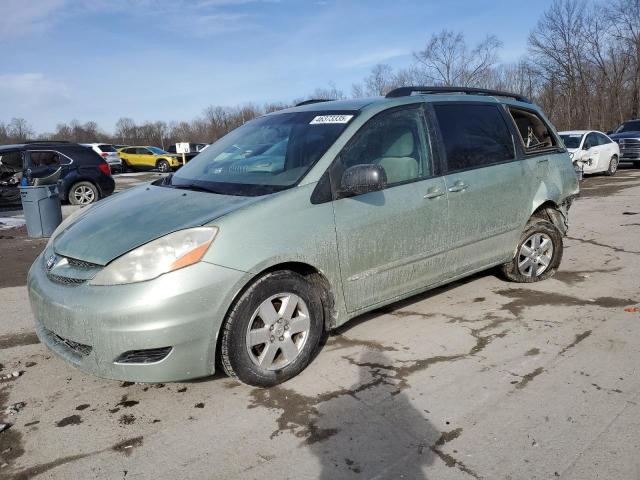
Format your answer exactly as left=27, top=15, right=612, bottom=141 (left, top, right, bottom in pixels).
left=98, top=162, right=111, bottom=176
left=100, top=152, right=109, bottom=157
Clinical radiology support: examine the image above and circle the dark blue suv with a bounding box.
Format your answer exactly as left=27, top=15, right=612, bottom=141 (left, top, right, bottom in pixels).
left=0, top=141, right=115, bottom=205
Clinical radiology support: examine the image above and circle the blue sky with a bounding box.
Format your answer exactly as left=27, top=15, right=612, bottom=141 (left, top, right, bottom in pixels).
left=0, top=0, right=554, bottom=133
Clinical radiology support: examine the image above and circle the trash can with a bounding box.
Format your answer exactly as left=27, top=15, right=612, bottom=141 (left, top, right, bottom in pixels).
left=19, top=184, right=63, bottom=238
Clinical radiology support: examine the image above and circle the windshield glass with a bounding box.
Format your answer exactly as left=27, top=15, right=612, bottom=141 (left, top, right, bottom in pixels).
left=559, top=134, right=583, bottom=149
left=169, top=111, right=355, bottom=196
left=148, top=146, right=168, bottom=154
left=615, top=121, right=640, bottom=133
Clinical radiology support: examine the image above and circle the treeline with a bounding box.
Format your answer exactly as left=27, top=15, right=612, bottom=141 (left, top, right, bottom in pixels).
left=1, top=0, right=638, bottom=147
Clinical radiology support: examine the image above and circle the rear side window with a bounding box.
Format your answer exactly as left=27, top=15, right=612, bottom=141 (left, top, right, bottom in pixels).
left=98, top=144, right=116, bottom=152
left=29, top=151, right=61, bottom=167
left=507, top=107, right=558, bottom=154
left=434, top=104, right=515, bottom=171
left=596, top=133, right=611, bottom=145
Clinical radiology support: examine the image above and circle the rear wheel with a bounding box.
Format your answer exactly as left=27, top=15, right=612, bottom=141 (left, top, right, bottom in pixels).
left=121, top=160, right=130, bottom=173
left=220, top=270, right=323, bottom=387
left=157, top=159, right=171, bottom=173
left=605, top=155, right=618, bottom=176
left=500, top=218, right=563, bottom=283
left=69, top=181, right=98, bottom=205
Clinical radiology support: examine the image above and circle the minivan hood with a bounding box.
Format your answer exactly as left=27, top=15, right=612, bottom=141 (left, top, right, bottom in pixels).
left=53, top=184, right=264, bottom=265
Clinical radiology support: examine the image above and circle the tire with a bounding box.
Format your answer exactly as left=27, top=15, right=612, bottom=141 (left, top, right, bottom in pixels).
left=220, top=270, right=324, bottom=387
left=605, top=155, right=618, bottom=176
left=69, top=181, right=99, bottom=205
left=157, top=159, right=171, bottom=173
left=500, top=218, right=563, bottom=283
left=121, top=160, right=130, bottom=173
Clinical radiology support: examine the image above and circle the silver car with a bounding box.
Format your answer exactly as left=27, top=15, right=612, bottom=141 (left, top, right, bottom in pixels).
left=82, top=143, right=123, bottom=173
left=29, top=87, right=579, bottom=387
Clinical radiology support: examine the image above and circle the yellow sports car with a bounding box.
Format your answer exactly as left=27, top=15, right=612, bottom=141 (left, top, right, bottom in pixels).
left=117, top=146, right=183, bottom=173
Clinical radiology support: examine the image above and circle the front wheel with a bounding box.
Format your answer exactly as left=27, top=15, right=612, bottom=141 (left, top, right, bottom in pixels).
left=500, top=218, right=563, bottom=283
left=605, top=155, right=618, bottom=176
left=157, top=160, right=171, bottom=173
left=69, top=181, right=99, bottom=205
left=220, top=271, right=324, bottom=387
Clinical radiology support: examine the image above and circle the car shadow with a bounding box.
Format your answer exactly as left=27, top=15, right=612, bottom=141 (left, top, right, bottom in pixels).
left=308, top=350, right=439, bottom=479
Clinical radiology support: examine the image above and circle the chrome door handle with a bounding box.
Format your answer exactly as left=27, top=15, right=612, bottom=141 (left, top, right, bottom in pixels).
left=448, top=181, right=468, bottom=193
left=537, top=159, right=549, bottom=164
left=424, top=188, right=445, bottom=199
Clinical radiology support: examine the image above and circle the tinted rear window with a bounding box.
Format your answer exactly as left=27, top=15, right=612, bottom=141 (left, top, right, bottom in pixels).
left=98, top=144, right=116, bottom=152
left=434, top=104, right=515, bottom=171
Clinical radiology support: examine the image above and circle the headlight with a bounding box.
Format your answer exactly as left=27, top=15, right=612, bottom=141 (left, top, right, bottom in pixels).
left=89, top=227, right=218, bottom=286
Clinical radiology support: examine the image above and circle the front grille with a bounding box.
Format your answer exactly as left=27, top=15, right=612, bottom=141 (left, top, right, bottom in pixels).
left=114, top=347, right=173, bottom=364
left=47, top=273, right=86, bottom=285
left=49, top=331, right=93, bottom=357
left=67, top=257, right=100, bottom=269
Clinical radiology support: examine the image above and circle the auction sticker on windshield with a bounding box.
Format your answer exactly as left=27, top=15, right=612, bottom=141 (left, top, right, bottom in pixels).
left=310, top=115, right=354, bottom=125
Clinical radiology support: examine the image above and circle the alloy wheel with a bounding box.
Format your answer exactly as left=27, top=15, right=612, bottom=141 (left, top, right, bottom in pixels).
left=73, top=185, right=95, bottom=205
left=245, top=293, right=311, bottom=371
left=609, top=156, right=618, bottom=174
left=517, top=232, right=554, bottom=277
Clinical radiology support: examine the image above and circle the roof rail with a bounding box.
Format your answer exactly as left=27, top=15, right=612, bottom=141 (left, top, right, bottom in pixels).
left=385, top=86, right=530, bottom=103
left=24, top=140, right=72, bottom=144
left=295, top=99, right=333, bottom=107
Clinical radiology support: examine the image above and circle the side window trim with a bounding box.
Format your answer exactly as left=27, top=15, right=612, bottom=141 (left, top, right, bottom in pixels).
left=25, top=149, right=73, bottom=167
left=431, top=101, right=518, bottom=175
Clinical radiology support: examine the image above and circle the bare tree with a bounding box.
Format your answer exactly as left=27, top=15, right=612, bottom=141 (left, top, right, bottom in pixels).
left=7, top=117, right=34, bottom=142
left=413, top=30, right=503, bottom=86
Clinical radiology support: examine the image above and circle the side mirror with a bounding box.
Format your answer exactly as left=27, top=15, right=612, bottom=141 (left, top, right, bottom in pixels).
left=338, top=164, right=387, bottom=198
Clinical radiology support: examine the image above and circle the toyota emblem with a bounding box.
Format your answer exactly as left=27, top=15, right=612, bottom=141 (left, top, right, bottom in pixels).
left=46, top=254, right=58, bottom=271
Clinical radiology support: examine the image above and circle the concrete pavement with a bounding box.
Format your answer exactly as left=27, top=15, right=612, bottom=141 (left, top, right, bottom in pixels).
left=0, top=168, right=639, bottom=479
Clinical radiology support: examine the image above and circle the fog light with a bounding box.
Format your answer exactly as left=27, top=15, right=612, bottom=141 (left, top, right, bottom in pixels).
left=114, top=346, right=172, bottom=364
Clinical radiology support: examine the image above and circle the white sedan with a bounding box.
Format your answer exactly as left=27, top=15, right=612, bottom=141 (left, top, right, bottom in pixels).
left=559, top=130, right=620, bottom=176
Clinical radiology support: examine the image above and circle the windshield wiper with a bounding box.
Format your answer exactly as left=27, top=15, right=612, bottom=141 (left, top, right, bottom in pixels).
left=170, top=183, right=219, bottom=194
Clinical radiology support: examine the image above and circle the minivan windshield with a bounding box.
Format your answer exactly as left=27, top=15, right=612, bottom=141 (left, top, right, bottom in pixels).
left=615, top=120, right=640, bottom=133
left=168, top=111, right=355, bottom=196
left=559, top=134, right=583, bottom=149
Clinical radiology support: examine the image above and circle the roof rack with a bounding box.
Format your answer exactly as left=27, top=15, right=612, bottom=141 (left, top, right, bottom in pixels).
left=295, top=99, right=333, bottom=107
left=385, top=86, right=530, bottom=103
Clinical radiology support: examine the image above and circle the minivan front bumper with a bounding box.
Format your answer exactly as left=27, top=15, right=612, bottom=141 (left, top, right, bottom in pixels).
left=28, top=254, right=249, bottom=382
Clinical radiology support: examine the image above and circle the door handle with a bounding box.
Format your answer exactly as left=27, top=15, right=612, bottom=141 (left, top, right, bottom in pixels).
left=537, top=159, right=549, bottom=164
left=447, top=181, right=468, bottom=193
left=423, top=187, right=445, bottom=199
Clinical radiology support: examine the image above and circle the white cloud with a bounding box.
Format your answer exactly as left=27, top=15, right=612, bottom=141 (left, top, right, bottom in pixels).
left=0, top=0, right=67, bottom=39
left=0, top=73, right=70, bottom=110
left=339, top=48, right=409, bottom=68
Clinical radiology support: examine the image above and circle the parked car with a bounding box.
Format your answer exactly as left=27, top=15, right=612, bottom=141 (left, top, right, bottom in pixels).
left=559, top=130, right=620, bottom=176
left=0, top=141, right=115, bottom=206
left=166, top=143, right=209, bottom=163
left=82, top=143, right=123, bottom=173
left=28, top=87, right=579, bottom=387
left=117, top=146, right=182, bottom=172
left=608, top=120, right=640, bottom=166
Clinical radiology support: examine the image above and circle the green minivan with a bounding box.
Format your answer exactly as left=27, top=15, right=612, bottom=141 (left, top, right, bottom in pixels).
left=28, top=87, right=579, bottom=387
